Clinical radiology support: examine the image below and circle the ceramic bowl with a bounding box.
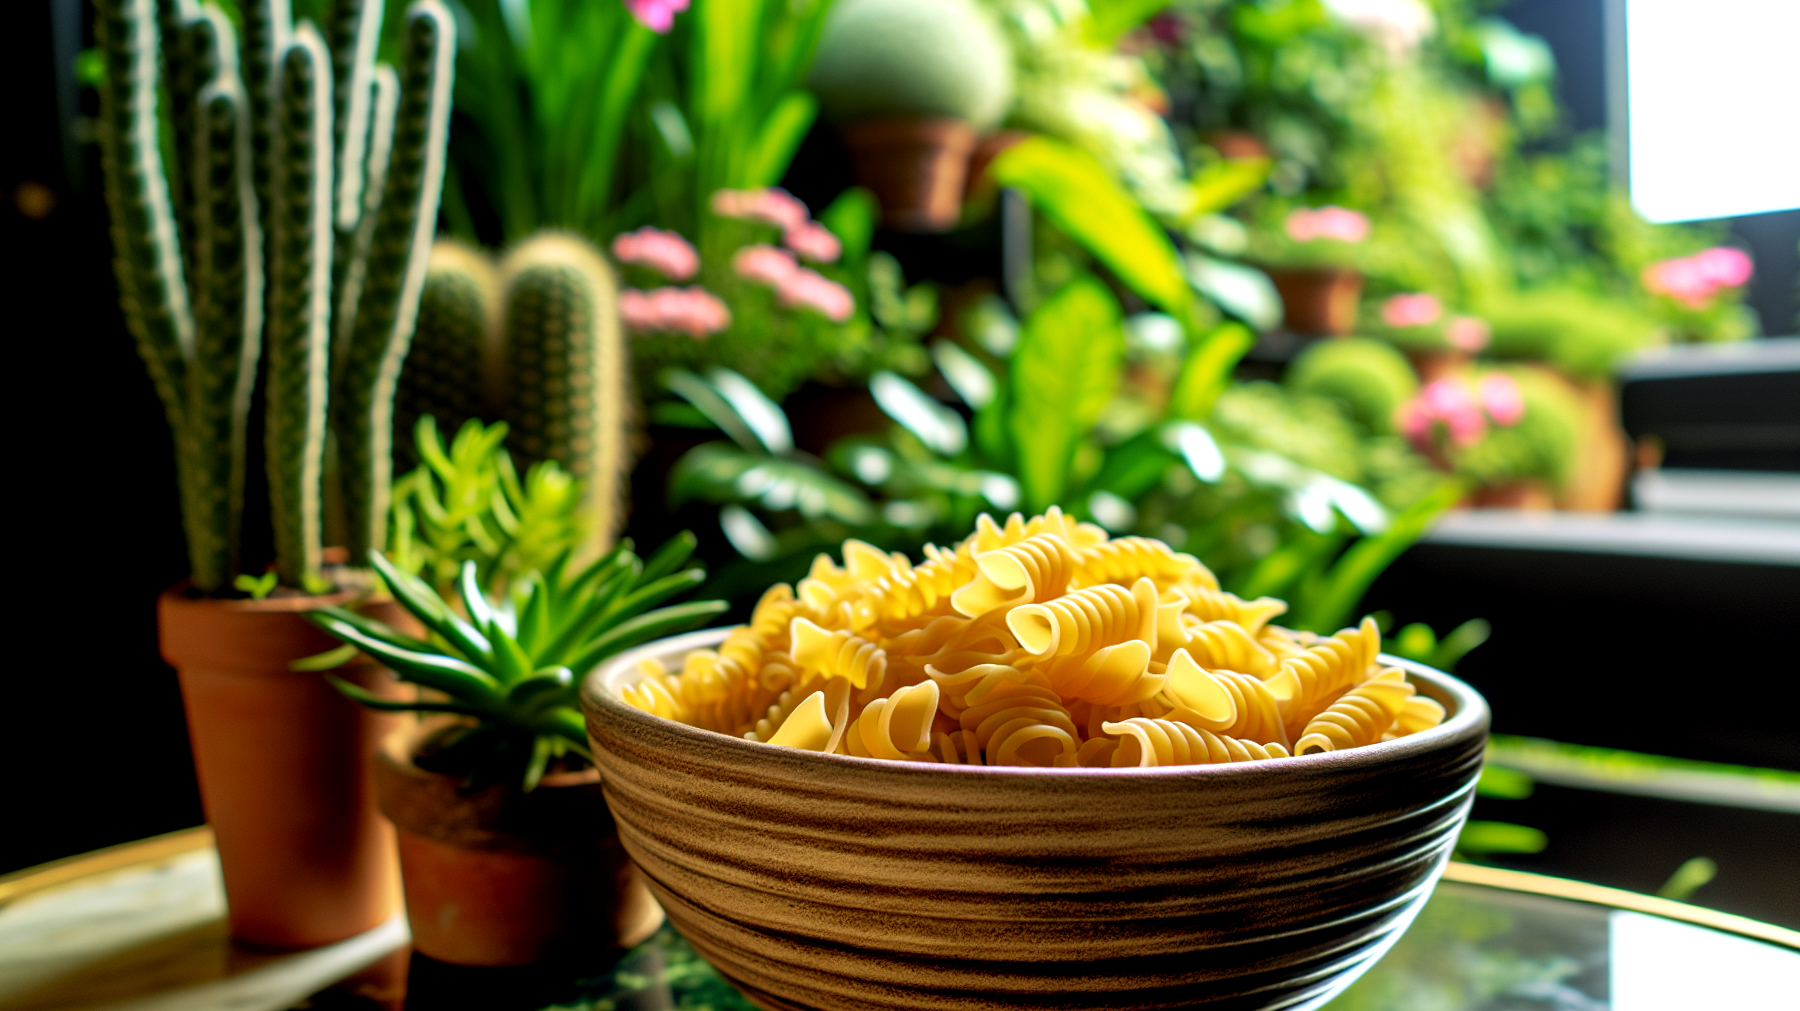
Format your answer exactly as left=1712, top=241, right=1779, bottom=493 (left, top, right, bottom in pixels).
left=581, top=628, right=1488, bottom=1011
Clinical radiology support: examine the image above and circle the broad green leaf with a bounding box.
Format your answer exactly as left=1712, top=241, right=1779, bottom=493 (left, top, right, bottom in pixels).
left=990, top=137, right=1192, bottom=322
left=664, top=369, right=766, bottom=454
left=1168, top=321, right=1255, bottom=421
left=563, top=600, right=731, bottom=676
left=871, top=371, right=967, bottom=456
left=706, top=368, right=793, bottom=455
left=1007, top=278, right=1125, bottom=511
left=1288, top=479, right=1464, bottom=632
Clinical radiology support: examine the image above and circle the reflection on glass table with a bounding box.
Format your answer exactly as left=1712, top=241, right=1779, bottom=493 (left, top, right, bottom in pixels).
left=0, top=831, right=1792, bottom=1011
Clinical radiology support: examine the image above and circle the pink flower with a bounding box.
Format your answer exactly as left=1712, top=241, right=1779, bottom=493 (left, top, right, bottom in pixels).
left=1694, top=247, right=1752, bottom=287
left=711, top=187, right=810, bottom=232
left=1418, top=378, right=1487, bottom=447
left=1382, top=292, right=1442, bottom=329
left=1643, top=247, right=1753, bottom=308
left=623, top=0, right=690, bottom=34
left=1446, top=315, right=1490, bottom=352
left=611, top=227, right=699, bottom=281
left=776, top=269, right=855, bottom=322
left=1284, top=205, right=1370, bottom=244
left=620, top=286, right=731, bottom=338
left=783, top=222, right=842, bottom=264
left=1478, top=374, right=1524, bottom=426
left=732, top=244, right=799, bottom=288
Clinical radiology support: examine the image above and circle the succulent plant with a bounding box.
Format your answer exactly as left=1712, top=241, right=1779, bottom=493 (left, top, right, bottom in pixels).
left=388, top=416, right=584, bottom=598
left=96, top=0, right=455, bottom=592
left=311, top=541, right=725, bottom=789
left=807, top=0, right=1015, bottom=129
left=398, top=232, right=630, bottom=555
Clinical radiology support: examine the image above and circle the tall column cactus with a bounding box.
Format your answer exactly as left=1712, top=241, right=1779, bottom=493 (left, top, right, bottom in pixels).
left=96, top=0, right=455, bottom=593
left=499, top=233, right=631, bottom=553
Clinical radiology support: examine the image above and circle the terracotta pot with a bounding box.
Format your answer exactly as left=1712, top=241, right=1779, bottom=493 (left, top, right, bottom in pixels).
left=1470, top=480, right=1555, bottom=510
left=375, top=721, right=662, bottom=966
left=840, top=117, right=979, bottom=233
left=1404, top=347, right=1473, bottom=385
left=158, top=587, right=404, bottom=949
left=1555, top=376, right=1627, bottom=513
left=1264, top=266, right=1363, bottom=335
left=1206, top=130, right=1272, bottom=161
left=963, top=129, right=1031, bottom=203
left=581, top=630, right=1489, bottom=1011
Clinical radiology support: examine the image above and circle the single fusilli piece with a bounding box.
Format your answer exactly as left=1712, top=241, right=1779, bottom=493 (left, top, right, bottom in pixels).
left=1293, top=668, right=1414, bottom=755
left=1101, top=718, right=1290, bottom=767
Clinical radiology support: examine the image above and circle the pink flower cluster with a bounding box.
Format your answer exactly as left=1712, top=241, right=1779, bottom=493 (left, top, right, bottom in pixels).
left=623, top=0, right=689, bottom=34
left=711, top=187, right=843, bottom=264
left=1381, top=292, right=1442, bottom=328
left=1400, top=374, right=1524, bottom=450
left=611, top=227, right=699, bottom=281
left=731, top=244, right=854, bottom=322
left=620, top=286, right=731, bottom=339
left=1446, top=315, right=1490, bottom=352
left=1285, top=205, right=1370, bottom=243
left=1642, top=247, right=1753, bottom=309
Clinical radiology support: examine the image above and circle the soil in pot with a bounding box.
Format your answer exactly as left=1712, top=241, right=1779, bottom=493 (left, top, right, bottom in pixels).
left=376, top=720, right=662, bottom=967
left=158, top=585, right=405, bottom=949
left=840, top=117, right=978, bottom=233
left=1265, top=266, right=1363, bottom=336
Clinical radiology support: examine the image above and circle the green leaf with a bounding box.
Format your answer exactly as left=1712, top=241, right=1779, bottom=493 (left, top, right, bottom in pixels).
left=664, top=369, right=767, bottom=455
left=368, top=551, right=493, bottom=661
left=562, top=600, right=730, bottom=677
left=671, top=444, right=874, bottom=524
left=309, top=605, right=437, bottom=655
left=1086, top=0, right=1175, bottom=45
left=819, top=187, right=878, bottom=263
left=745, top=91, right=817, bottom=188
left=637, top=530, right=699, bottom=585
left=1288, top=480, right=1464, bottom=632
left=706, top=369, right=794, bottom=456
left=1456, top=820, right=1547, bottom=855
left=1007, top=277, right=1125, bottom=511
left=1476, top=764, right=1536, bottom=800
left=311, top=615, right=503, bottom=703
left=990, top=137, right=1192, bottom=323
left=1168, top=321, right=1255, bottom=421
left=1434, top=618, right=1492, bottom=672
left=1186, top=157, right=1273, bottom=218
left=290, top=644, right=360, bottom=672
left=325, top=675, right=488, bottom=717
left=1656, top=857, right=1717, bottom=901
left=234, top=572, right=279, bottom=600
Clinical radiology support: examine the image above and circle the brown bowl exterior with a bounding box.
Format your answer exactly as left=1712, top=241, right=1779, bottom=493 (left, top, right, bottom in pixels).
left=581, top=629, right=1489, bottom=1011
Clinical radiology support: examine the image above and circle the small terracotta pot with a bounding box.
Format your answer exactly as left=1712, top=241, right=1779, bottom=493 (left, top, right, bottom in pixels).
left=1470, top=480, right=1555, bottom=510
left=1207, top=130, right=1272, bottom=161
left=1264, top=266, right=1363, bottom=335
left=375, top=721, right=662, bottom=966
left=158, top=587, right=404, bottom=949
left=1404, top=347, right=1473, bottom=385
left=1556, top=376, right=1627, bottom=513
left=840, top=117, right=979, bottom=233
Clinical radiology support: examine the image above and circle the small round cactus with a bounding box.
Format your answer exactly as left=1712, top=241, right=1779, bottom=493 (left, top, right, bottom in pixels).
left=807, top=0, right=1015, bottom=130
left=1286, top=337, right=1420, bottom=435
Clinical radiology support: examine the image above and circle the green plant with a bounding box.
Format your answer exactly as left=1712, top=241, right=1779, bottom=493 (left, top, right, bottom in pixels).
left=1285, top=336, right=1418, bottom=436
left=808, top=0, right=1015, bottom=128
left=1481, top=288, right=1661, bottom=379
left=387, top=416, right=584, bottom=597
left=311, top=543, right=725, bottom=789
left=97, top=0, right=454, bottom=591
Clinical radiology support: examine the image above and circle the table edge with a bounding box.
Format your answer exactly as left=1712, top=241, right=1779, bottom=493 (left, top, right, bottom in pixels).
left=0, top=825, right=214, bottom=909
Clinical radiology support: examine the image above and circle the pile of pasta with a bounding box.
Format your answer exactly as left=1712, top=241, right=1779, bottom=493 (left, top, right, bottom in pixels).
left=621, top=509, right=1446, bottom=768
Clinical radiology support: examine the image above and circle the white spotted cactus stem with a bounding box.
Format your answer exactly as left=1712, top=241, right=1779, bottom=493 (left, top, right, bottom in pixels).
left=95, top=0, right=455, bottom=591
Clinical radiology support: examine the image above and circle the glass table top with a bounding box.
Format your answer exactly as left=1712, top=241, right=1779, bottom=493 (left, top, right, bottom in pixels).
left=0, top=831, right=1792, bottom=1011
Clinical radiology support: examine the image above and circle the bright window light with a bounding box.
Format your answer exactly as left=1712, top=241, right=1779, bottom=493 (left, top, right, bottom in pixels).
left=1610, top=911, right=1800, bottom=1010
left=1627, top=0, right=1800, bottom=222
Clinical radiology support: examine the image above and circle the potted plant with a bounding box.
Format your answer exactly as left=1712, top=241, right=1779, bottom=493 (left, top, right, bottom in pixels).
left=807, top=0, right=1015, bottom=231
left=98, top=0, right=455, bottom=947
left=1249, top=205, right=1373, bottom=335
left=1366, top=291, right=1496, bottom=382
left=1395, top=366, right=1584, bottom=509
left=311, top=540, right=726, bottom=966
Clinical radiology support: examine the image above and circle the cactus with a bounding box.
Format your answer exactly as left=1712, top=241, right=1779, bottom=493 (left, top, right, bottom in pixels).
left=498, top=233, right=630, bottom=553
left=393, top=240, right=498, bottom=471
left=399, top=232, right=630, bottom=555
left=96, top=0, right=455, bottom=592
left=807, top=0, right=1014, bottom=129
